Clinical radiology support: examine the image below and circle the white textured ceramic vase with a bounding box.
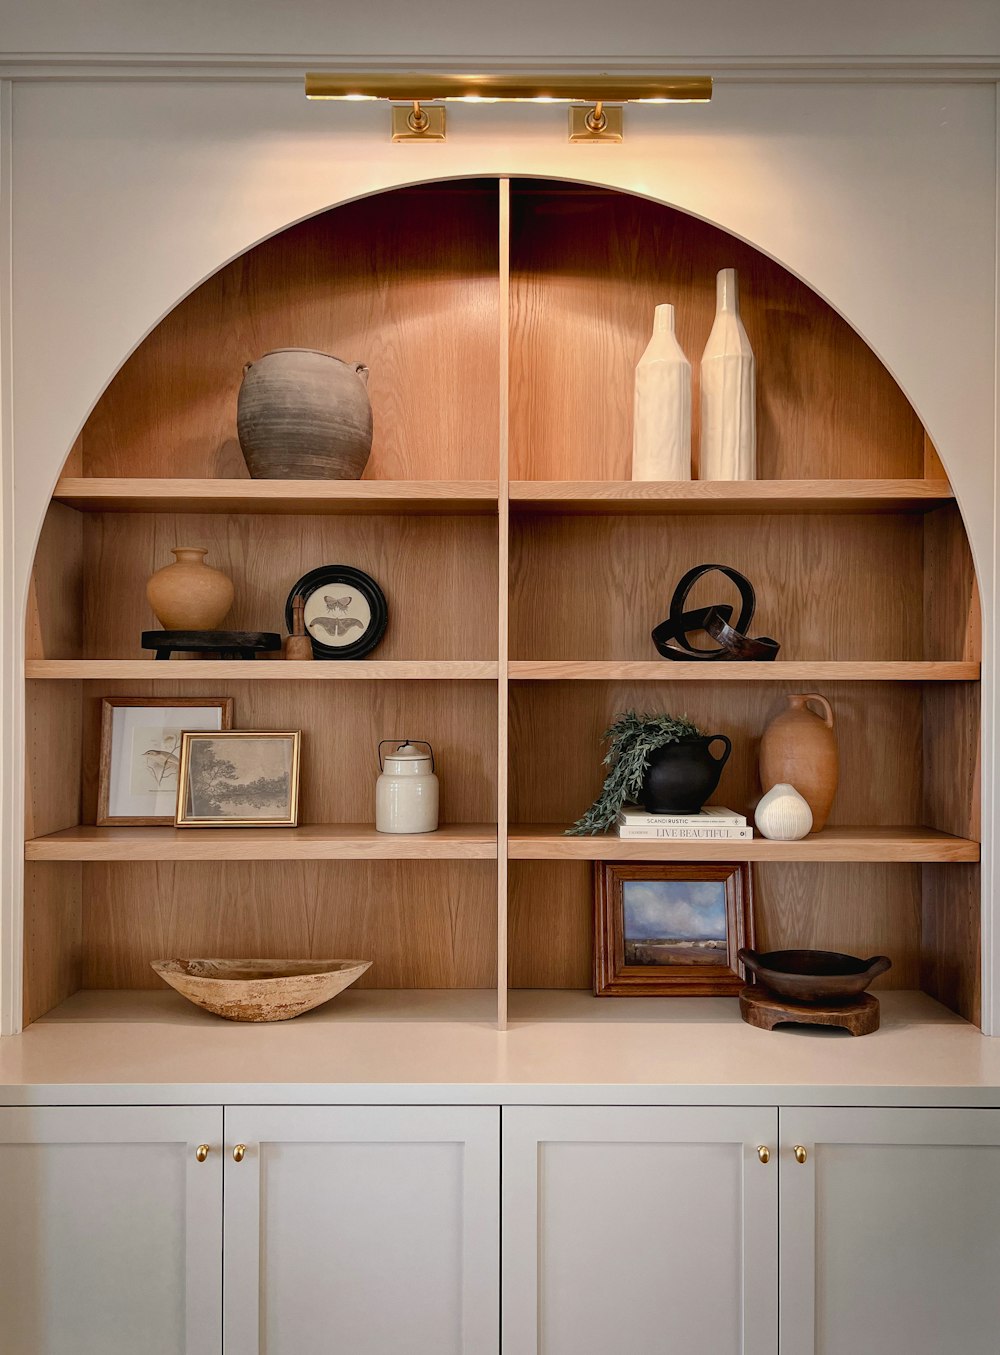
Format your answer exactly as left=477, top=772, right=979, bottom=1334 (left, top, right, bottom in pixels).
left=755, top=783, right=813, bottom=841
left=700, top=268, right=756, bottom=480
left=632, top=304, right=692, bottom=480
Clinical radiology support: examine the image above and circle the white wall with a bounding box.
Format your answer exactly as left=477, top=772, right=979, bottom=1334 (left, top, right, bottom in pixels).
left=0, top=55, right=991, bottom=1024
left=10, top=80, right=996, bottom=582
left=1, top=0, right=999, bottom=61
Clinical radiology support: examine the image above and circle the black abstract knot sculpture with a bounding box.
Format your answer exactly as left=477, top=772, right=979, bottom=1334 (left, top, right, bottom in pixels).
left=652, top=563, right=780, bottom=662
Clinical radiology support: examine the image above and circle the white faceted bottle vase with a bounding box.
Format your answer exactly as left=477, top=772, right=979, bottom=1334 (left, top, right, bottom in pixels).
left=700, top=268, right=756, bottom=480
left=632, top=303, right=692, bottom=480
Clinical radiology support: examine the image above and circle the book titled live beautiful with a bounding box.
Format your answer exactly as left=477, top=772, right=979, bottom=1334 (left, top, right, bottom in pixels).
left=615, top=805, right=752, bottom=840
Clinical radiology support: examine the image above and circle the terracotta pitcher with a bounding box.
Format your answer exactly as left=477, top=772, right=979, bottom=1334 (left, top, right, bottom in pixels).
left=759, top=694, right=838, bottom=832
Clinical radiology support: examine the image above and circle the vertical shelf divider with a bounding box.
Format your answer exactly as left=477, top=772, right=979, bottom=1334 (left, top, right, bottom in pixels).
left=497, top=178, right=511, bottom=1030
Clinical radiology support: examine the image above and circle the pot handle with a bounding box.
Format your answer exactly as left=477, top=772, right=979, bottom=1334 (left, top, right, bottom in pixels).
left=706, top=734, right=732, bottom=767
left=355, top=362, right=370, bottom=385
left=863, top=955, right=893, bottom=981
left=802, top=693, right=834, bottom=728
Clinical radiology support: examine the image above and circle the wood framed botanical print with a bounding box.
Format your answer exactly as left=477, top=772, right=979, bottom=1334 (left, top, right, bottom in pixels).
left=97, top=697, right=234, bottom=826
left=594, top=862, right=754, bottom=996
left=175, top=730, right=301, bottom=828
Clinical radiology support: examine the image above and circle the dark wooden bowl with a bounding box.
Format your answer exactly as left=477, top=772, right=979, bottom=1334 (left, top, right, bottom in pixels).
left=737, top=948, right=892, bottom=1003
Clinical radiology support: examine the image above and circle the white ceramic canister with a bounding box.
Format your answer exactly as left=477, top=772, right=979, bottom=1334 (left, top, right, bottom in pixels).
left=376, top=740, right=440, bottom=834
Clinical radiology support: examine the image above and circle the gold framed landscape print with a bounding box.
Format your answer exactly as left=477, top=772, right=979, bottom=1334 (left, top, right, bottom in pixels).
left=175, top=731, right=301, bottom=828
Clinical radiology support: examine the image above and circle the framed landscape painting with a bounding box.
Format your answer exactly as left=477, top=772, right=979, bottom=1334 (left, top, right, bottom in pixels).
left=175, top=730, right=301, bottom=828
left=594, top=862, right=754, bottom=996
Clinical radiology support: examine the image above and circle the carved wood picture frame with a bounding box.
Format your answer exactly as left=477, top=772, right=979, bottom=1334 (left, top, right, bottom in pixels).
left=595, top=861, right=754, bottom=996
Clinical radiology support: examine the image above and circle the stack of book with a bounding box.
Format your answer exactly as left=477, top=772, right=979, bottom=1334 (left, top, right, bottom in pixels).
left=615, top=805, right=752, bottom=840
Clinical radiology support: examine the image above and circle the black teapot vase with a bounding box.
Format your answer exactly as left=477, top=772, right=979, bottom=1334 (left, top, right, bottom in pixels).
left=639, top=735, right=732, bottom=815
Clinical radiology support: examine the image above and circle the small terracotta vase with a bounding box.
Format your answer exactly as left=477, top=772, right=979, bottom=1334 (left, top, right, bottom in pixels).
left=146, top=548, right=234, bottom=630
left=759, top=694, right=838, bottom=832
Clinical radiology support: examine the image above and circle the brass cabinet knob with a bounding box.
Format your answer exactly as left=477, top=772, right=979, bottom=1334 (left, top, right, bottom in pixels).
left=756, top=1145, right=771, bottom=1164
left=195, top=1144, right=210, bottom=1163
left=233, top=1143, right=247, bottom=1163
left=793, top=1145, right=808, bottom=1164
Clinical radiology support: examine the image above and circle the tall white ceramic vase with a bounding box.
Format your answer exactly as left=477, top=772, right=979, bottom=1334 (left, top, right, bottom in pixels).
left=632, top=304, right=692, bottom=480
left=700, top=268, right=756, bottom=480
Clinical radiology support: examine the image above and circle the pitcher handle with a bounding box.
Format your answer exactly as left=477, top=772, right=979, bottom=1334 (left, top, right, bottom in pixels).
left=707, top=734, right=732, bottom=767
left=803, top=694, right=834, bottom=729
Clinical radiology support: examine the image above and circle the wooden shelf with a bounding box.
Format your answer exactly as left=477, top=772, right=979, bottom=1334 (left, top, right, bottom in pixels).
left=26, top=823, right=498, bottom=862
left=509, top=825, right=980, bottom=863
left=31, top=660, right=976, bottom=682
left=32, top=987, right=501, bottom=1030
left=52, top=477, right=499, bottom=515
left=27, top=823, right=977, bottom=864
left=510, top=478, right=954, bottom=515
left=508, top=661, right=980, bottom=682
left=25, top=660, right=499, bottom=680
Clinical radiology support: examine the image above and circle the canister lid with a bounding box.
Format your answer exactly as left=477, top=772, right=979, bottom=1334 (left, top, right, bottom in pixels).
left=381, top=740, right=435, bottom=773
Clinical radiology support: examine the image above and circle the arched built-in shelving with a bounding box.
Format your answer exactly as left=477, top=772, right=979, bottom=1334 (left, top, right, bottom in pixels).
left=22, top=178, right=981, bottom=1032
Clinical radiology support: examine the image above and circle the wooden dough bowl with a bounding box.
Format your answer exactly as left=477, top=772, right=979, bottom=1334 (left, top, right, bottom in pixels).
left=151, top=958, right=372, bottom=1022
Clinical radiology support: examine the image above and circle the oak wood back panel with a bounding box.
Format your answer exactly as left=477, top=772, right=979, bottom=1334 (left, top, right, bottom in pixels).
left=80, top=183, right=501, bottom=480
left=79, top=679, right=498, bottom=826
left=508, top=860, right=918, bottom=990
left=509, top=182, right=924, bottom=481
left=82, top=859, right=497, bottom=990
left=81, top=511, right=498, bottom=660
left=510, top=512, right=925, bottom=662
left=508, top=679, right=922, bottom=827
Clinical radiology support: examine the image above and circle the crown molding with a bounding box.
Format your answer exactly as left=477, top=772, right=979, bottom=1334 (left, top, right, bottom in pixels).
left=0, top=53, right=998, bottom=82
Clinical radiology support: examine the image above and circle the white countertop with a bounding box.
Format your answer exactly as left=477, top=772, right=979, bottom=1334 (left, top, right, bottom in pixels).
left=2, top=989, right=1000, bottom=1107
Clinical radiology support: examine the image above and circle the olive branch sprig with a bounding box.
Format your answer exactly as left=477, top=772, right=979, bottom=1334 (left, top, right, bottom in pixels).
left=567, top=710, right=705, bottom=835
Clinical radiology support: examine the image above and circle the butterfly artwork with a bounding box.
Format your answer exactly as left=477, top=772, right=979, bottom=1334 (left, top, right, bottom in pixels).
left=286, top=566, right=388, bottom=659
left=310, top=615, right=365, bottom=639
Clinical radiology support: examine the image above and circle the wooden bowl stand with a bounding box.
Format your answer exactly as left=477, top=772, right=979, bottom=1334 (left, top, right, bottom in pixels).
left=739, top=984, right=880, bottom=1035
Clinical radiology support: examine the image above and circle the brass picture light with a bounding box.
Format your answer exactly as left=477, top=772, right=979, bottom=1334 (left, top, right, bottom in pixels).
left=304, top=73, right=713, bottom=142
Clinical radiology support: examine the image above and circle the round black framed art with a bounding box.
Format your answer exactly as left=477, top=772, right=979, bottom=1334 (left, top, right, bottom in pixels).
left=285, top=565, right=389, bottom=660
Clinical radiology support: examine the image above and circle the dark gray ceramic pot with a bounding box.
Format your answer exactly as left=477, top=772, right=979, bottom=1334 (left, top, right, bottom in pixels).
left=639, top=735, right=732, bottom=815
left=237, top=348, right=374, bottom=480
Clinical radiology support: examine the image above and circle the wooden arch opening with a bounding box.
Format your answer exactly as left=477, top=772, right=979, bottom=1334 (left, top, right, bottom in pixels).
left=24, top=177, right=981, bottom=1032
